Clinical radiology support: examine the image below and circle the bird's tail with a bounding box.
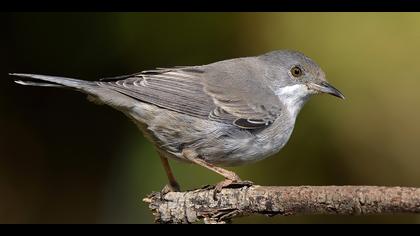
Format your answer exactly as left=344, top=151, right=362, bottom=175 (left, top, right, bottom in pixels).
left=10, top=73, right=141, bottom=110
left=10, top=73, right=95, bottom=90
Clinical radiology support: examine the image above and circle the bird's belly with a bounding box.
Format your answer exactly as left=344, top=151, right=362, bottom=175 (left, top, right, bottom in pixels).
left=152, top=134, right=289, bottom=167
left=129, top=104, right=294, bottom=167
left=201, top=135, right=290, bottom=166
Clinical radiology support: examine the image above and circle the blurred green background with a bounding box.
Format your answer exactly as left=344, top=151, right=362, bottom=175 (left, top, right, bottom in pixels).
left=1, top=12, right=420, bottom=223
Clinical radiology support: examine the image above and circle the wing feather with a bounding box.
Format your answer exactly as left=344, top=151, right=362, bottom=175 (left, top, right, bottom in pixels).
left=97, top=59, right=283, bottom=129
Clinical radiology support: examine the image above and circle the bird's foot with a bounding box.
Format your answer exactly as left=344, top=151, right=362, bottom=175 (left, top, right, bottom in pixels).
left=222, top=180, right=254, bottom=189
left=213, top=177, right=253, bottom=200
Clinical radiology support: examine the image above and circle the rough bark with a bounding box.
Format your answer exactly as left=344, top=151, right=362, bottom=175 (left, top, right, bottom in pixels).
left=143, top=185, right=420, bottom=224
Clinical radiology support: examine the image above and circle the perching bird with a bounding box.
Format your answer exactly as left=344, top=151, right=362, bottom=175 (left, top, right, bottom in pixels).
left=11, top=50, right=344, bottom=195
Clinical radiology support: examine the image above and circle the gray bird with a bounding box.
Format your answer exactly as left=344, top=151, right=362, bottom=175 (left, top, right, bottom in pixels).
left=11, top=50, right=344, bottom=194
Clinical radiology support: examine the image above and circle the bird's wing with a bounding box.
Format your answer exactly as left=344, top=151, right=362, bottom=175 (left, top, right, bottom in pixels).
left=97, top=61, right=282, bottom=129
left=98, top=67, right=215, bottom=119
left=202, top=58, right=283, bottom=128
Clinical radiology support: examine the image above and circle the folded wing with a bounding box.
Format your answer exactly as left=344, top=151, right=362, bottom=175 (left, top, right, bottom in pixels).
left=97, top=61, right=283, bottom=129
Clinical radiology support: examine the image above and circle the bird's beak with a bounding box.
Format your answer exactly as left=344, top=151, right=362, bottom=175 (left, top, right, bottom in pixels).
left=309, top=81, right=345, bottom=99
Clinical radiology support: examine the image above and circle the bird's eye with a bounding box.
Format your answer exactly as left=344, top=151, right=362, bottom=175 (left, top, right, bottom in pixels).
left=290, top=66, right=303, bottom=78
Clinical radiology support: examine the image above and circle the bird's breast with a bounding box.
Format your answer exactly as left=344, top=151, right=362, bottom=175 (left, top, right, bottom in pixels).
left=206, top=115, right=296, bottom=166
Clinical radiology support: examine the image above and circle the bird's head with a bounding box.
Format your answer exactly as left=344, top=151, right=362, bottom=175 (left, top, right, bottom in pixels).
left=259, top=50, right=345, bottom=118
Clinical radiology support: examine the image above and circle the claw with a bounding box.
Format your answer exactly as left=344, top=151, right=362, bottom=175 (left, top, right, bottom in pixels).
left=226, top=180, right=254, bottom=188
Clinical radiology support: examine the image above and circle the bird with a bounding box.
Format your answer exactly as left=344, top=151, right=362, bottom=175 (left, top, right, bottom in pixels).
left=11, top=50, right=344, bottom=195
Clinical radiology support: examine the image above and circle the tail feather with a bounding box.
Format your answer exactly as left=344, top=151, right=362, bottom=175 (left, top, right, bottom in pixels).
left=14, top=79, right=64, bottom=87
left=10, top=73, right=93, bottom=89
left=10, top=73, right=139, bottom=109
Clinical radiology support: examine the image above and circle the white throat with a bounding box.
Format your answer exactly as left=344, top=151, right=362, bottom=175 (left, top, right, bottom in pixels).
left=275, top=84, right=312, bottom=120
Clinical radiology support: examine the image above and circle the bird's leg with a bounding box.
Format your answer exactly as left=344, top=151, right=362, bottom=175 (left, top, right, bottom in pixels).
left=182, top=149, right=253, bottom=199
left=159, top=155, right=181, bottom=193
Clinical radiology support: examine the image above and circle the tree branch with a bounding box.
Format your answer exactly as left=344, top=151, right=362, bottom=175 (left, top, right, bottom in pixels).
left=143, top=185, right=420, bottom=224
